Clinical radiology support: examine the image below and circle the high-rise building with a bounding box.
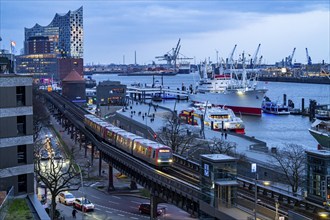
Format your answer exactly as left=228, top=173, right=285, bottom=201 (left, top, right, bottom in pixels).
left=24, top=6, right=83, bottom=58
left=25, top=36, right=54, bottom=55
left=16, top=7, right=83, bottom=80
left=0, top=73, right=34, bottom=195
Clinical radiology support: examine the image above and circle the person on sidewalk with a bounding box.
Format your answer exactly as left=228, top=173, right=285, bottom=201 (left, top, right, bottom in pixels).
left=72, top=209, right=77, bottom=218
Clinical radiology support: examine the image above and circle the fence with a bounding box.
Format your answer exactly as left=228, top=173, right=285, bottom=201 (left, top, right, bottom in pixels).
left=0, top=186, right=14, bottom=220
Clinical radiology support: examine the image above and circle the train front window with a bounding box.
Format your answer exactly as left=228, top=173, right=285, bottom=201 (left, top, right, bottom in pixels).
left=158, top=149, right=172, bottom=159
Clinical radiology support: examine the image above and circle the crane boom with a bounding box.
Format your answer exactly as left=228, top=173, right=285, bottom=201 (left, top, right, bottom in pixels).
left=252, top=43, right=261, bottom=68
left=305, top=48, right=312, bottom=65
left=290, top=47, right=296, bottom=66
left=228, top=44, right=237, bottom=68
left=155, top=38, right=181, bottom=69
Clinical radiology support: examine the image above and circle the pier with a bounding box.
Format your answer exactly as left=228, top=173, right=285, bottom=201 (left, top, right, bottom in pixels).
left=126, top=86, right=189, bottom=101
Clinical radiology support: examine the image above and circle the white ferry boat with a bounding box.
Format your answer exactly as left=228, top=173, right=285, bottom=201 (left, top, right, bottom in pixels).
left=178, top=103, right=245, bottom=134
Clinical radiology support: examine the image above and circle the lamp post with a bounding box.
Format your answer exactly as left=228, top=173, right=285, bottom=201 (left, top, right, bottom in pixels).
left=76, top=164, right=84, bottom=195
left=275, top=199, right=279, bottom=220
left=251, top=163, right=257, bottom=220
left=254, top=173, right=258, bottom=220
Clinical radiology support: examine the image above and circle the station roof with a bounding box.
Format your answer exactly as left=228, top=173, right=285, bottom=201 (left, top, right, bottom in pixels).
left=201, top=154, right=236, bottom=162
left=62, top=69, right=85, bottom=82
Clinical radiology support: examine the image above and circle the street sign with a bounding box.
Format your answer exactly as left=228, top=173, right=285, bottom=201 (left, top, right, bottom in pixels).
left=204, top=163, right=209, bottom=177
left=251, top=163, right=257, bottom=173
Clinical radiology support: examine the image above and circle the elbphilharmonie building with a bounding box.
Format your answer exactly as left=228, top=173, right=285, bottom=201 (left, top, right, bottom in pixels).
left=24, top=6, right=83, bottom=58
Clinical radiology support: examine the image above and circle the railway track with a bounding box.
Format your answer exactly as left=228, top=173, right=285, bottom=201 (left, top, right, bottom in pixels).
left=44, top=91, right=326, bottom=220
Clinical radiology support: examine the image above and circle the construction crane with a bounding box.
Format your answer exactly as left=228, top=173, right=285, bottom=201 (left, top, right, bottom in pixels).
left=305, top=48, right=312, bottom=65
left=155, top=38, right=181, bottom=70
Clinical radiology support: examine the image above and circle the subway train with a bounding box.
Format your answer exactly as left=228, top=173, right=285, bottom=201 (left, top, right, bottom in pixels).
left=83, top=114, right=173, bottom=168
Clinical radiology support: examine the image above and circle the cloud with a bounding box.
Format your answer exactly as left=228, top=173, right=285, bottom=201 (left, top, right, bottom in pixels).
left=0, top=0, right=329, bottom=65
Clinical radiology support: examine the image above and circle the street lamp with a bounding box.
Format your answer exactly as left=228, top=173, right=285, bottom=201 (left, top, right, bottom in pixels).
left=275, top=199, right=279, bottom=220
left=76, top=164, right=84, bottom=196
left=251, top=163, right=258, bottom=220
left=254, top=173, right=258, bottom=220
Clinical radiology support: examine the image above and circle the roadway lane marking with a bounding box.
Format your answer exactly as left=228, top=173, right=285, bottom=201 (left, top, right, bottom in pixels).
left=88, top=194, right=101, bottom=199
left=131, top=201, right=142, bottom=204
left=118, top=214, right=125, bottom=217
left=106, top=211, right=113, bottom=214
left=130, top=217, right=139, bottom=219
left=112, top=196, right=121, bottom=199
left=108, top=200, right=119, bottom=205
left=94, top=207, right=101, bottom=211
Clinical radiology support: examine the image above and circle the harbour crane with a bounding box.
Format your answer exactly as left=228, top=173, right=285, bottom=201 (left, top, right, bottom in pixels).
left=287, top=47, right=296, bottom=67
left=227, top=44, right=237, bottom=69
left=155, top=38, right=181, bottom=70
left=257, top=55, right=263, bottom=67
left=305, top=48, right=312, bottom=65
left=251, top=43, right=261, bottom=69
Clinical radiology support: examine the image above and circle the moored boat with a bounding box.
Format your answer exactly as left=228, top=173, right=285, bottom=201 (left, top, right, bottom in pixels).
left=178, top=103, right=245, bottom=134
left=309, top=119, right=330, bottom=149
left=262, top=97, right=290, bottom=115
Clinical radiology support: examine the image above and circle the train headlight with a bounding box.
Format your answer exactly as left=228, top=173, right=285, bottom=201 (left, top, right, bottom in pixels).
left=157, top=159, right=162, bottom=163
left=169, top=159, right=173, bottom=163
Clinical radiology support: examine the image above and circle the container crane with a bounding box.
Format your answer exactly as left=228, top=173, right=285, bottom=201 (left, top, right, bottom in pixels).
left=155, top=38, right=181, bottom=70
left=305, top=48, right=312, bottom=65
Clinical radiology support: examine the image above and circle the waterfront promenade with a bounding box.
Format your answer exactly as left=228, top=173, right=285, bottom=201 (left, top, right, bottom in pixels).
left=116, top=100, right=307, bottom=198
left=118, top=100, right=272, bottom=165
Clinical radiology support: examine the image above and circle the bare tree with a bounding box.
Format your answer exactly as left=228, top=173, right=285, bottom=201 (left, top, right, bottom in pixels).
left=34, top=140, right=80, bottom=220
left=158, top=113, right=200, bottom=154
left=33, top=86, right=50, bottom=141
left=269, top=143, right=306, bottom=193
left=207, top=137, right=237, bottom=155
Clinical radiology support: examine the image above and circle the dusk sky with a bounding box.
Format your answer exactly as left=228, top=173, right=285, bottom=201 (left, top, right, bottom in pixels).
left=0, top=0, right=329, bottom=65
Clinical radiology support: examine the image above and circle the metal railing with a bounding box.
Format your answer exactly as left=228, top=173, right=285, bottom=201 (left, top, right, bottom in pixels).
left=0, top=186, right=14, bottom=220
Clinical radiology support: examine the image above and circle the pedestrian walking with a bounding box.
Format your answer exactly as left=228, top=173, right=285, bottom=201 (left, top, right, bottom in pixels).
left=72, top=209, right=77, bottom=218
left=225, top=132, right=228, bottom=139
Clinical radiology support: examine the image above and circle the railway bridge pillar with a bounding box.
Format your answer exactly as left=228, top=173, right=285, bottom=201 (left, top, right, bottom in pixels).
left=107, top=163, right=115, bottom=191
left=98, top=152, right=102, bottom=176
left=130, top=181, right=137, bottom=190
left=90, top=143, right=95, bottom=165
left=150, top=193, right=164, bottom=219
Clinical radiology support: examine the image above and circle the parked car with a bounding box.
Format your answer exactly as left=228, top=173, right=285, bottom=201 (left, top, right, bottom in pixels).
left=73, top=197, right=94, bottom=212
left=138, top=203, right=164, bottom=216
left=58, top=192, right=75, bottom=205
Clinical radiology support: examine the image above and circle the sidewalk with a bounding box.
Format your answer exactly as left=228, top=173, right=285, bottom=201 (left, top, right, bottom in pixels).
left=118, top=100, right=272, bottom=163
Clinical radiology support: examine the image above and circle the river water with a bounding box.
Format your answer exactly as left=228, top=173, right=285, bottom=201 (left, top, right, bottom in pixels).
left=90, top=72, right=330, bottom=150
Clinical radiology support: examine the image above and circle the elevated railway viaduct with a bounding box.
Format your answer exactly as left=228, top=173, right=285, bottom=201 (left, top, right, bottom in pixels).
left=43, top=91, right=327, bottom=220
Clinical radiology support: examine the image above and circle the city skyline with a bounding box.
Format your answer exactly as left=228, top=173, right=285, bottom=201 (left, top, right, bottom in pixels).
left=0, top=0, right=329, bottom=65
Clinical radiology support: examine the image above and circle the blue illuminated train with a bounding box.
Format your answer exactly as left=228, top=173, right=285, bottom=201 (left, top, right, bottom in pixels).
left=83, top=114, right=173, bottom=168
